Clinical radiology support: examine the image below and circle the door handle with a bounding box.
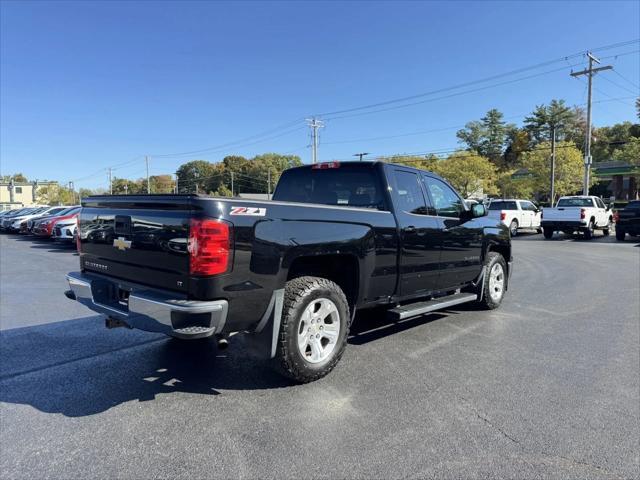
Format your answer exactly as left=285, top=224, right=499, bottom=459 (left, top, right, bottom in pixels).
left=404, top=226, right=416, bottom=233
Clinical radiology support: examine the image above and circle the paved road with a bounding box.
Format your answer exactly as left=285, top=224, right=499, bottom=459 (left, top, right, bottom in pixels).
left=1, top=232, right=638, bottom=479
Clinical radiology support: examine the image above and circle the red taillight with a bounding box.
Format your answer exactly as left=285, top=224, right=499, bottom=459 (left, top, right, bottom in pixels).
left=580, top=208, right=586, bottom=219
left=500, top=211, right=506, bottom=221
left=189, top=218, right=231, bottom=276
left=613, top=212, right=619, bottom=223
left=312, top=161, right=340, bottom=169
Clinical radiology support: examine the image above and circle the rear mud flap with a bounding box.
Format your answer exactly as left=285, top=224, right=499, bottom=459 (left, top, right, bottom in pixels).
left=243, top=289, right=284, bottom=359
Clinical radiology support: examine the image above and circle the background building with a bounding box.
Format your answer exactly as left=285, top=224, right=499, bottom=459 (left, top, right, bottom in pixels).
left=0, top=180, right=59, bottom=210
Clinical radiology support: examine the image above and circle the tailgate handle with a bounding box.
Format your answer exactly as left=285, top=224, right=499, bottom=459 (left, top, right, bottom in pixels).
left=114, top=215, right=132, bottom=235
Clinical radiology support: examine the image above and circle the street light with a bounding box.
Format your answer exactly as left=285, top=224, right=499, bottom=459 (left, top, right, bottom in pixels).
left=354, top=152, right=369, bottom=162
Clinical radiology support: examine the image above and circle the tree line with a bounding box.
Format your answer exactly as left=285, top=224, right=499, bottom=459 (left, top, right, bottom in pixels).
left=12, top=96, right=640, bottom=205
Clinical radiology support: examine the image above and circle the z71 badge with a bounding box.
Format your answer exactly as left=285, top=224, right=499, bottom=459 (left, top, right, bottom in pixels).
left=230, top=207, right=266, bottom=216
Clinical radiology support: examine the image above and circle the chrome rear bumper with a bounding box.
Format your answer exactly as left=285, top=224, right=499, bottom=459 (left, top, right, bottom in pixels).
left=66, top=271, right=228, bottom=339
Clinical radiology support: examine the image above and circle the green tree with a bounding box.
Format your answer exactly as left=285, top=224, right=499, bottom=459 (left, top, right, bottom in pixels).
left=520, top=141, right=590, bottom=202
left=524, top=100, right=586, bottom=148
left=592, top=122, right=640, bottom=161
left=430, top=151, right=498, bottom=198
left=496, top=169, right=535, bottom=199
left=503, top=128, right=531, bottom=168
left=612, top=138, right=640, bottom=166
left=149, top=174, right=175, bottom=193
left=176, top=160, right=217, bottom=194
left=37, top=184, right=76, bottom=205
left=456, top=109, right=515, bottom=166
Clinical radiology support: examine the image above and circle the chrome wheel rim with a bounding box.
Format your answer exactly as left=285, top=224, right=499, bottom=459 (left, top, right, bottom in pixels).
left=510, top=222, right=517, bottom=236
left=488, top=263, right=505, bottom=302
left=297, top=298, right=341, bottom=364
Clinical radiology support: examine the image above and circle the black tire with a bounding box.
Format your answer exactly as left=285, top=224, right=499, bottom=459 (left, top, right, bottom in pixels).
left=536, top=227, right=543, bottom=234
left=273, top=276, right=350, bottom=383
left=603, top=218, right=613, bottom=236
left=584, top=221, right=594, bottom=240
left=616, top=228, right=625, bottom=241
left=509, top=219, right=518, bottom=237
left=476, top=252, right=507, bottom=310
left=543, top=227, right=554, bottom=239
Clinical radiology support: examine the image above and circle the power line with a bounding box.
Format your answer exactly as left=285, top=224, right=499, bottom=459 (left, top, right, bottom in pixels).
left=314, top=39, right=639, bottom=119
left=150, top=119, right=305, bottom=158
left=324, top=66, right=571, bottom=121
left=611, top=69, right=640, bottom=90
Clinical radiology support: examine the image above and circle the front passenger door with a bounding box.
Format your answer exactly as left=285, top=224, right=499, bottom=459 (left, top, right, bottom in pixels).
left=422, top=176, right=483, bottom=290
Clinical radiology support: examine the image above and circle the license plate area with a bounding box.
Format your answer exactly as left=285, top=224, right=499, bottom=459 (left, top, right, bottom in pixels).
left=91, top=280, right=130, bottom=313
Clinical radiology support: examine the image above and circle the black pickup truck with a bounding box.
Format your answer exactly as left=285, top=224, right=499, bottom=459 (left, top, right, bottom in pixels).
left=65, top=161, right=512, bottom=382
left=615, top=200, right=640, bottom=241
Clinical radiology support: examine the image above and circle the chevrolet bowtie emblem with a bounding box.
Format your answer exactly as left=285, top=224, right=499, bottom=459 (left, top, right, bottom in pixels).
left=113, top=236, right=132, bottom=251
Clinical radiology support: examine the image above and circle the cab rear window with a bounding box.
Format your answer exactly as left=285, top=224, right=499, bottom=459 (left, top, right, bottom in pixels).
left=273, top=166, right=387, bottom=210
left=489, top=201, right=517, bottom=210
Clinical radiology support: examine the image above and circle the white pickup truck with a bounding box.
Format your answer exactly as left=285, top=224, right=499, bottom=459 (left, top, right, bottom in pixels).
left=541, top=195, right=613, bottom=240
left=487, top=199, right=542, bottom=236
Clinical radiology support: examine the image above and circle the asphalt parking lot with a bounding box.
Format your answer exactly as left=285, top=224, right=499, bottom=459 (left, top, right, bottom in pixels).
left=1, top=232, right=638, bottom=479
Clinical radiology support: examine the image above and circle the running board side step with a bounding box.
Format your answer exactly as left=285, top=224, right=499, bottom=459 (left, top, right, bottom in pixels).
left=387, top=292, right=477, bottom=321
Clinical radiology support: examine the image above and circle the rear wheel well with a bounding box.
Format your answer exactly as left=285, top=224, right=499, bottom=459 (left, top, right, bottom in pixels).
left=287, top=255, right=359, bottom=311
left=488, top=244, right=510, bottom=264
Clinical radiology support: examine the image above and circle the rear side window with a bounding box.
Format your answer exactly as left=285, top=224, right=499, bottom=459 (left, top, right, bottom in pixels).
left=273, top=166, right=386, bottom=210
left=393, top=170, right=430, bottom=215
left=520, top=201, right=537, bottom=211
left=557, top=198, right=594, bottom=207
left=489, top=201, right=517, bottom=210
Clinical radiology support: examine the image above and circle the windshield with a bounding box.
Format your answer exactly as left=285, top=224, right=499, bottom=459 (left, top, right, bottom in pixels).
left=557, top=198, right=594, bottom=207
left=45, top=207, right=67, bottom=216
left=273, top=165, right=387, bottom=210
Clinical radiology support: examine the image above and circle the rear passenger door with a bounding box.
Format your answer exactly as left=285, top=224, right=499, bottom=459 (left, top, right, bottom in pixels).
left=390, top=169, right=441, bottom=298
left=422, top=175, right=483, bottom=290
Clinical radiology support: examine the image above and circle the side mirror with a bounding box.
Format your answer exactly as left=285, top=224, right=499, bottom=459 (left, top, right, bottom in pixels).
left=471, top=203, right=487, bottom=218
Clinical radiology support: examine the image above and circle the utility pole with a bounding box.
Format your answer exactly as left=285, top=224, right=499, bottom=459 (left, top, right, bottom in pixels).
left=354, top=152, right=369, bottom=162
left=108, top=167, right=113, bottom=195
left=306, top=117, right=324, bottom=164
left=550, top=125, right=556, bottom=205
left=174, top=171, right=179, bottom=194
left=124, top=182, right=128, bottom=195
left=267, top=170, right=271, bottom=199
left=570, top=52, right=612, bottom=195
left=230, top=172, right=234, bottom=197
left=68, top=181, right=75, bottom=204
left=145, top=156, right=150, bottom=194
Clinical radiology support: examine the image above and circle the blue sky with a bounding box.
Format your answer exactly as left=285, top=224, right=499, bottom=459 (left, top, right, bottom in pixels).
left=1, top=0, right=639, bottom=190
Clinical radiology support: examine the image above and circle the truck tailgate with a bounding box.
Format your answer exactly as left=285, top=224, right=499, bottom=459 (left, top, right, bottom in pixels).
left=78, top=195, right=201, bottom=293
left=542, top=207, right=582, bottom=221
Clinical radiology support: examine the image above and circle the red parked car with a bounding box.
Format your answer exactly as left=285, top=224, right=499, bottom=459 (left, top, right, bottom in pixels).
left=32, top=207, right=81, bottom=237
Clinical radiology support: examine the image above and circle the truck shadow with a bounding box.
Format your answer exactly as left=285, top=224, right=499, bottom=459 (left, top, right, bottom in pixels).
left=349, top=308, right=448, bottom=345
left=1, top=307, right=458, bottom=417
left=0, top=316, right=290, bottom=417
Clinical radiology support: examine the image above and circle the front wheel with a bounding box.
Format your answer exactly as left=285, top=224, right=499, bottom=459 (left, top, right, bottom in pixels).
left=616, top=229, right=625, bottom=241
left=274, top=276, right=350, bottom=383
left=477, top=252, right=507, bottom=310
left=509, top=219, right=518, bottom=237
left=543, top=227, right=554, bottom=239
left=603, top=218, right=613, bottom=236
